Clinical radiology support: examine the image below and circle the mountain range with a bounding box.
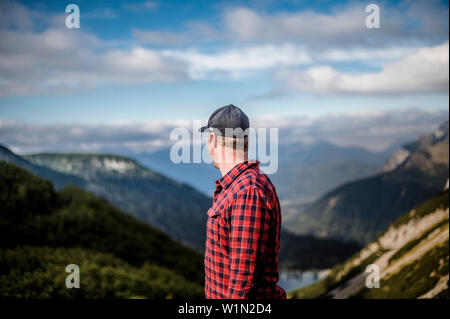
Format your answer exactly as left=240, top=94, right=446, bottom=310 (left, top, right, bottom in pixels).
left=22, top=152, right=211, bottom=252
left=271, top=141, right=390, bottom=205
left=2, top=120, right=447, bottom=298
left=135, top=140, right=393, bottom=205
left=284, top=120, right=449, bottom=244
left=1, top=144, right=360, bottom=270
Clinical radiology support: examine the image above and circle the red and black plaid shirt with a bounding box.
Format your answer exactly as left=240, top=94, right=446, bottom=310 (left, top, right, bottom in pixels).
left=204, top=160, right=286, bottom=299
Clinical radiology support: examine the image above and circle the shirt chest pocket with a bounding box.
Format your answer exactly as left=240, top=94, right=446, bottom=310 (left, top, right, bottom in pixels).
left=207, top=207, right=228, bottom=249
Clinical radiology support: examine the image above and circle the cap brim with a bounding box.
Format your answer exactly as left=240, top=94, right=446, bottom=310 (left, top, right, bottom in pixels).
left=199, top=126, right=210, bottom=132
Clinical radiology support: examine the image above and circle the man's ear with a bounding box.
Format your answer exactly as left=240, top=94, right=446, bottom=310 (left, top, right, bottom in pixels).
left=209, top=133, right=216, bottom=147
left=208, top=133, right=215, bottom=158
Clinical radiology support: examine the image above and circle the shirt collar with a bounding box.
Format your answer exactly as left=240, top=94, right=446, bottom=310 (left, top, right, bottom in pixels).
left=216, top=160, right=260, bottom=190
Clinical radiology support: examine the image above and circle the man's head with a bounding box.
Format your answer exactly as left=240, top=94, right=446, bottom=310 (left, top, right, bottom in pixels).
left=200, top=105, right=250, bottom=169
left=207, top=132, right=249, bottom=168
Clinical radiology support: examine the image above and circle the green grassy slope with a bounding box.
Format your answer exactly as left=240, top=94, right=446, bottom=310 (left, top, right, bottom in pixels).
left=0, top=246, right=203, bottom=298
left=0, top=161, right=204, bottom=298
left=290, top=189, right=449, bottom=299
left=355, top=240, right=448, bottom=299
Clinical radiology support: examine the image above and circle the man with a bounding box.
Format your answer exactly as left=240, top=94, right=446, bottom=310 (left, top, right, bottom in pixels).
left=200, top=104, right=286, bottom=299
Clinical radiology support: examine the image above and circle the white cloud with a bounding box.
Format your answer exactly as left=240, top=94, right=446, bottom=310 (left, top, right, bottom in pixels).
left=316, top=47, right=418, bottom=63
left=100, top=47, right=187, bottom=83
left=0, top=2, right=189, bottom=97
left=0, top=26, right=188, bottom=97
left=277, top=42, right=449, bottom=94
left=1, top=108, right=447, bottom=154
left=224, top=6, right=364, bottom=44
left=223, top=3, right=448, bottom=48
left=163, top=44, right=312, bottom=78
left=162, top=44, right=430, bottom=80
left=0, top=120, right=176, bottom=154
left=254, top=107, right=449, bottom=151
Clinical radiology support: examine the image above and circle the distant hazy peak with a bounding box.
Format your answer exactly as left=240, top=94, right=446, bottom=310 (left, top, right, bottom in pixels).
left=381, top=120, right=449, bottom=173
left=434, top=119, right=449, bottom=140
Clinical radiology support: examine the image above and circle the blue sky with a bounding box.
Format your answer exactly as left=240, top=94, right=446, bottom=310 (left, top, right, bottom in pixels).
left=0, top=0, right=448, bottom=154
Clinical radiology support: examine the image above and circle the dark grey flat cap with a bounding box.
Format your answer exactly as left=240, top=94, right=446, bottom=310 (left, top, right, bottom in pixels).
left=199, top=104, right=250, bottom=137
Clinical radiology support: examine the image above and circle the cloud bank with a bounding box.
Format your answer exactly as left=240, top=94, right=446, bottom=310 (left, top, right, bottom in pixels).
left=277, top=42, right=449, bottom=94
left=1, top=108, right=447, bottom=154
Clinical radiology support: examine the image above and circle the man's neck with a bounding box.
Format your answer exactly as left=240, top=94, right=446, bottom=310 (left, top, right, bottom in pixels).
left=218, top=153, right=248, bottom=177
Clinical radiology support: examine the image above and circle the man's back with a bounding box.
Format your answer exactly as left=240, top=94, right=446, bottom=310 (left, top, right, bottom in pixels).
left=204, top=160, right=286, bottom=299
